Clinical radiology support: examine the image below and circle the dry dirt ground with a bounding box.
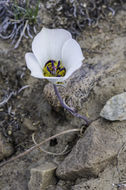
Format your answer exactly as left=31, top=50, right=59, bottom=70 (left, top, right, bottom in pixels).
left=0, top=3, right=126, bottom=190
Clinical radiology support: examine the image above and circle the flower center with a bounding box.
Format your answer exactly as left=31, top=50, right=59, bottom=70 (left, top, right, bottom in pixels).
left=43, top=60, right=66, bottom=77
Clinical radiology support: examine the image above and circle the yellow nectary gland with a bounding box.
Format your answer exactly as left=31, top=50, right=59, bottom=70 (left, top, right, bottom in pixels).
left=43, top=60, right=66, bottom=77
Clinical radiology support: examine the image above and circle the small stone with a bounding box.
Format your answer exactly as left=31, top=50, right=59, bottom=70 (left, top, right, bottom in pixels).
left=102, top=5, right=107, bottom=8
left=100, top=92, right=126, bottom=121
left=23, top=118, right=37, bottom=131
left=108, top=12, right=113, bottom=17
left=7, top=130, right=12, bottom=136
left=72, top=166, right=119, bottom=190
left=28, top=162, right=57, bottom=190
left=0, top=132, right=14, bottom=161
left=91, top=42, right=99, bottom=49
left=83, top=3, right=87, bottom=8
left=56, top=180, right=74, bottom=190
left=0, top=39, right=11, bottom=55
left=46, top=185, right=57, bottom=190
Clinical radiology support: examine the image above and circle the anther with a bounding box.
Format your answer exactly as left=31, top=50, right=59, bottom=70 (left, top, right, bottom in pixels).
left=43, top=60, right=66, bottom=77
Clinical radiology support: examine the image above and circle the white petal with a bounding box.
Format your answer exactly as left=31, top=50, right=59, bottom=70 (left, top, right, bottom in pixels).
left=61, top=39, right=84, bottom=75
left=25, top=53, right=44, bottom=78
left=43, top=76, right=66, bottom=84
left=32, top=28, right=72, bottom=67
left=63, top=62, right=83, bottom=80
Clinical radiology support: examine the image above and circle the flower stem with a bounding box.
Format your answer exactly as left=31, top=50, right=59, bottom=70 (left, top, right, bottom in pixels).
left=53, top=84, right=90, bottom=126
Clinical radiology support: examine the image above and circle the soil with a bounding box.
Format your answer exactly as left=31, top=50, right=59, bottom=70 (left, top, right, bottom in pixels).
left=0, top=2, right=126, bottom=190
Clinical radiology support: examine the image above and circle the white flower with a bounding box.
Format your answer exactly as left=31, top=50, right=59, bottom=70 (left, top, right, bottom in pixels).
left=25, top=27, right=84, bottom=84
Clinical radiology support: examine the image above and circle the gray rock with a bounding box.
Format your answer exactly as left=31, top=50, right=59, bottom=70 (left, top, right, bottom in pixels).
left=100, top=92, right=126, bottom=121
left=55, top=180, right=74, bottom=190
left=47, top=180, right=73, bottom=190
left=23, top=118, right=37, bottom=131
left=56, top=119, right=126, bottom=180
left=28, top=162, right=57, bottom=190
left=43, top=36, right=126, bottom=122
left=0, top=132, right=14, bottom=161
left=118, top=187, right=126, bottom=190
left=0, top=39, right=11, bottom=55
left=119, top=186, right=126, bottom=190
left=46, top=185, right=57, bottom=190
left=72, top=166, right=119, bottom=190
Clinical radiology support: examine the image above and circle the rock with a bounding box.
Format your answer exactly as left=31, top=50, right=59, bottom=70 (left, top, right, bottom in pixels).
left=71, top=166, right=119, bottom=190
left=0, top=39, right=11, bottom=55
left=46, top=185, right=57, bottom=190
left=118, top=186, right=126, bottom=190
left=56, top=119, right=126, bottom=180
left=47, top=180, right=73, bottom=190
left=0, top=132, right=14, bottom=161
left=28, top=162, right=57, bottom=190
left=55, top=180, right=74, bottom=190
left=100, top=92, right=126, bottom=121
left=23, top=118, right=37, bottom=131
left=43, top=36, right=126, bottom=121
left=116, top=136, right=126, bottom=182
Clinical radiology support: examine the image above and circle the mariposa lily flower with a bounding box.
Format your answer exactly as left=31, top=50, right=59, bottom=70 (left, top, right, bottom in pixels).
left=25, top=27, right=84, bottom=84
left=25, top=28, right=90, bottom=126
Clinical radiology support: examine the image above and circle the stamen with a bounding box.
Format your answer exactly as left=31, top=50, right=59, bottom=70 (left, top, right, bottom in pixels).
left=59, top=68, right=66, bottom=72
left=57, top=75, right=61, bottom=77
left=43, top=60, right=66, bottom=77
left=51, top=60, right=54, bottom=67
left=47, top=66, right=51, bottom=73
left=45, top=60, right=52, bottom=66
left=57, top=61, right=61, bottom=68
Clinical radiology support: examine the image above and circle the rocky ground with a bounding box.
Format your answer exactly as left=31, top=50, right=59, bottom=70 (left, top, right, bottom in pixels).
left=0, top=1, right=126, bottom=190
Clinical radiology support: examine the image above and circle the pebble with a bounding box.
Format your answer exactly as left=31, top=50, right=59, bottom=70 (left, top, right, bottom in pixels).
left=100, top=92, right=126, bottom=121
left=23, top=118, right=37, bottom=131
left=28, top=162, right=57, bottom=190
left=0, top=132, right=14, bottom=161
